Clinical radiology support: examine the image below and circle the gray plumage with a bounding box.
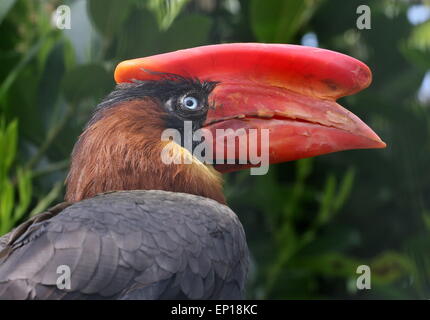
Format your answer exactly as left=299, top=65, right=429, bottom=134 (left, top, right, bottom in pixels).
left=0, top=190, right=249, bottom=299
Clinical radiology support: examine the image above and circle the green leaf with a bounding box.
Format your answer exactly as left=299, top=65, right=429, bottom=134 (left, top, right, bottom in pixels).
left=316, top=174, right=336, bottom=225
left=400, top=20, right=430, bottom=70
left=115, top=7, right=160, bottom=58
left=370, top=252, right=414, bottom=285
left=0, top=178, right=14, bottom=235
left=409, top=20, right=430, bottom=52
left=423, top=210, right=430, bottom=232
left=405, top=234, right=430, bottom=297
left=3, top=119, right=18, bottom=171
left=0, top=0, right=16, bottom=26
left=300, top=225, right=361, bottom=255
left=333, top=167, right=355, bottom=212
left=296, top=158, right=313, bottom=181
left=61, top=64, right=113, bottom=104
left=158, top=14, right=212, bottom=52
left=400, top=43, right=430, bottom=70
left=292, top=252, right=362, bottom=278
left=0, top=35, right=47, bottom=109
left=250, top=0, right=318, bottom=43
left=316, top=168, right=355, bottom=226
left=147, top=0, right=191, bottom=31
left=87, top=0, right=131, bottom=37
left=37, top=43, right=66, bottom=129
left=14, top=167, right=32, bottom=223
left=30, top=181, right=63, bottom=217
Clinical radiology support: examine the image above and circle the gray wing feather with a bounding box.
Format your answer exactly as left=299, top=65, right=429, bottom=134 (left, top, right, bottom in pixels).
left=0, top=190, right=249, bottom=300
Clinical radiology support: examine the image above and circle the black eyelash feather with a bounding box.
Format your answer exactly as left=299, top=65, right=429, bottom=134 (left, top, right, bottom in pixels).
left=96, top=70, right=218, bottom=111
left=87, top=70, right=218, bottom=130
left=139, top=68, right=218, bottom=93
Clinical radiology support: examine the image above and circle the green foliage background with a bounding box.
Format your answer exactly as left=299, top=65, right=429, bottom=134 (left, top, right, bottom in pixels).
left=1, top=0, right=430, bottom=299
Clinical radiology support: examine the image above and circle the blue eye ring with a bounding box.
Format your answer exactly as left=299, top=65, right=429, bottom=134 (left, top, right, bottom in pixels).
left=182, top=96, right=199, bottom=110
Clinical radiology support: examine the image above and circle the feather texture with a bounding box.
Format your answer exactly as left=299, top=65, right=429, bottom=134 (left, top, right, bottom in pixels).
left=0, top=190, right=248, bottom=300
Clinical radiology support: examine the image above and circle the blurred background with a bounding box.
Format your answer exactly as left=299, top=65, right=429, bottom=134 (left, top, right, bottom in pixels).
left=0, top=0, right=430, bottom=299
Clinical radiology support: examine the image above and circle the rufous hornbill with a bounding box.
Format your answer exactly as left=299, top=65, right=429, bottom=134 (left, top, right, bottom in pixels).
left=0, top=43, right=385, bottom=299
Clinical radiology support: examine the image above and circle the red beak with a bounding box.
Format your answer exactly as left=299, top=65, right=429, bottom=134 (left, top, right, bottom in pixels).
left=115, top=43, right=386, bottom=173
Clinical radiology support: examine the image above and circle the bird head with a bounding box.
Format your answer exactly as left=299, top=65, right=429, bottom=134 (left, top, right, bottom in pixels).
left=66, top=43, right=386, bottom=204
left=96, top=74, right=218, bottom=141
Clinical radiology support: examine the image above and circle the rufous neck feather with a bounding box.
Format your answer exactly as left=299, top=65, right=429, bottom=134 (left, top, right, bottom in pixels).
left=65, top=99, right=225, bottom=204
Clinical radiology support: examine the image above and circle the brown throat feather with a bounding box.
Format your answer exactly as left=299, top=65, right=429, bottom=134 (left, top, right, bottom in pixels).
left=65, top=98, right=225, bottom=204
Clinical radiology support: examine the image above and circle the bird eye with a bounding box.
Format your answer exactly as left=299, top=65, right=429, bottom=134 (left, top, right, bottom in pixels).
left=181, top=96, right=199, bottom=110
